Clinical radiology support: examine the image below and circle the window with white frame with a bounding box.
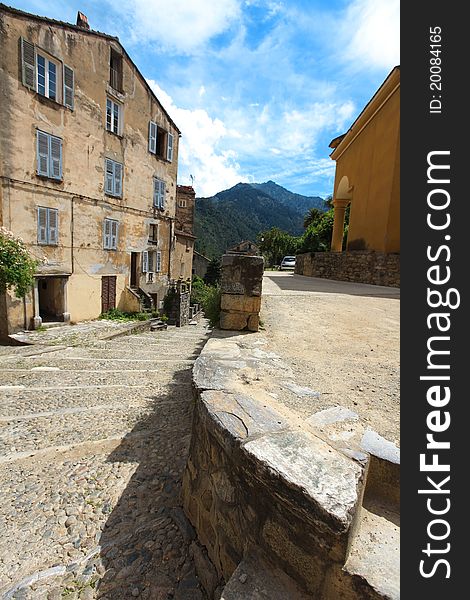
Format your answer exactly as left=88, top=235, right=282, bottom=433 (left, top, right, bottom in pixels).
left=103, top=218, right=119, bottom=250
left=142, top=250, right=162, bottom=279
left=37, top=207, right=58, bottom=245
left=106, top=98, right=121, bottom=135
left=149, top=121, right=174, bottom=162
left=105, top=158, right=123, bottom=197
left=178, top=198, right=187, bottom=208
left=36, top=130, right=62, bottom=180
left=153, top=178, right=165, bottom=209
left=20, top=38, right=74, bottom=109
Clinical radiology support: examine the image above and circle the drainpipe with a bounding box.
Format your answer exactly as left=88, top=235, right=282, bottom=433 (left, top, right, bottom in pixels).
left=168, top=218, right=173, bottom=282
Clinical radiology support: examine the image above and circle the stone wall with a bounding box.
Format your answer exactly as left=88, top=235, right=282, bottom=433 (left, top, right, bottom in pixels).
left=219, top=254, right=263, bottom=332
left=182, top=334, right=395, bottom=600
left=295, top=251, right=400, bottom=287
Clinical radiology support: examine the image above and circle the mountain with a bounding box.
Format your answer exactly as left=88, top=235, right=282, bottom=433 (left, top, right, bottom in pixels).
left=194, top=181, right=328, bottom=258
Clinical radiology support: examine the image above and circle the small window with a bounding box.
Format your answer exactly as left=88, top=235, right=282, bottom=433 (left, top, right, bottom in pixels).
left=105, top=158, right=123, bottom=197
left=142, top=250, right=161, bottom=278
left=156, top=126, right=167, bottom=159
left=153, top=178, right=165, bottom=209
left=37, top=53, right=58, bottom=101
left=149, top=223, right=158, bottom=243
left=36, top=130, right=62, bottom=180
left=178, top=198, right=187, bottom=208
left=110, top=49, right=123, bottom=92
left=37, top=207, right=58, bottom=245
left=103, top=218, right=119, bottom=250
left=106, top=98, right=121, bottom=135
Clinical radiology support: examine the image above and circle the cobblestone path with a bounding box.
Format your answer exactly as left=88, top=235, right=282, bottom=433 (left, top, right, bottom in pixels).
left=0, top=321, right=211, bottom=600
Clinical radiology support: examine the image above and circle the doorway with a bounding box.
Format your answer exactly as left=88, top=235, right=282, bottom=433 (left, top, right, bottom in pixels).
left=101, top=276, right=117, bottom=313
left=130, top=252, right=138, bottom=288
left=38, top=277, right=66, bottom=322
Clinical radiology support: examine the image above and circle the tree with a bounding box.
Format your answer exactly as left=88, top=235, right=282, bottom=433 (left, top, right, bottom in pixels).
left=0, top=227, right=38, bottom=298
left=204, top=257, right=222, bottom=286
left=257, top=227, right=299, bottom=266
left=298, top=205, right=349, bottom=253
left=303, top=207, right=323, bottom=229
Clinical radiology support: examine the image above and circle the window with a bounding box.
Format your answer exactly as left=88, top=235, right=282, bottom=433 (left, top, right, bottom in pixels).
left=149, top=122, right=173, bottom=161
left=178, top=198, right=187, bottom=208
left=142, top=250, right=161, bottom=277
left=37, top=207, right=58, bottom=245
left=153, top=178, right=165, bottom=209
left=149, top=223, right=158, bottom=243
left=109, top=49, right=123, bottom=92
left=36, top=130, right=62, bottom=180
left=105, top=158, right=123, bottom=197
left=103, top=219, right=119, bottom=250
left=106, top=98, right=121, bottom=135
left=20, top=38, right=74, bottom=109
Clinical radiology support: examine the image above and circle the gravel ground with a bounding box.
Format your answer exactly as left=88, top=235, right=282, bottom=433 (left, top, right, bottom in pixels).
left=0, top=320, right=211, bottom=599
left=261, top=272, right=400, bottom=445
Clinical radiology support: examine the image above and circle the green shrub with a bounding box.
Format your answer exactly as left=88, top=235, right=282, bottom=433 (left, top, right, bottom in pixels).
left=99, top=308, right=150, bottom=322
left=0, top=227, right=38, bottom=298
left=201, top=285, right=221, bottom=327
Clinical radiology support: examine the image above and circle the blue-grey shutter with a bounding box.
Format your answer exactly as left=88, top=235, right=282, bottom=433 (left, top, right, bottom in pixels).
left=37, top=131, right=49, bottom=176
left=63, top=65, right=74, bottom=109
left=149, top=121, right=157, bottom=153
left=142, top=251, right=149, bottom=273
left=49, top=136, right=62, bottom=180
left=103, top=219, right=111, bottom=249
left=159, top=180, right=166, bottom=209
left=21, top=38, right=36, bottom=90
left=111, top=220, right=118, bottom=249
left=156, top=251, right=162, bottom=273
left=105, top=159, right=114, bottom=194
left=167, top=133, right=174, bottom=162
left=147, top=251, right=154, bottom=273
left=37, top=207, right=48, bottom=244
left=153, top=177, right=158, bottom=207
left=114, top=162, right=122, bottom=197
left=48, top=208, right=58, bottom=244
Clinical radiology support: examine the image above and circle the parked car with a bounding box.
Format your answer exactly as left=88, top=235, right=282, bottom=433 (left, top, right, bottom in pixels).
left=279, top=256, right=296, bottom=271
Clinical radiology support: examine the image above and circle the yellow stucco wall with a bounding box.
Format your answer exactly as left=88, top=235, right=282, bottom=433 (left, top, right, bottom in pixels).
left=331, top=69, right=400, bottom=253
left=0, top=7, right=181, bottom=331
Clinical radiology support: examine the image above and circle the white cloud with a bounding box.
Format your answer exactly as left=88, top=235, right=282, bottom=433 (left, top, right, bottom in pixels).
left=147, top=80, right=249, bottom=196
left=128, top=0, right=241, bottom=53
left=342, top=0, right=399, bottom=70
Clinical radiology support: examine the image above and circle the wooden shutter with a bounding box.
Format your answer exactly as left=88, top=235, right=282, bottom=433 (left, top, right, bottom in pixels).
left=142, top=251, right=149, bottom=273
left=49, top=136, right=62, bottom=180
left=105, top=159, right=114, bottom=194
left=37, top=207, right=48, bottom=244
left=156, top=251, right=162, bottom=273
left=37, top=131, right=49, bottom=176
left=48, top=208, right=58, bottom=244
left=149, top=121, right=157, bottom=153
left=21, top=38, right=36, bottom=90
left=159, top=180, right=165, bottom=209
left=167, top=133, right=174, bottom=162
left=153, top=177, right=159, bottom=207
left=114, top=162, right=122, bottom=197
left=111, top=220, right=118, bottom=249
left=63, top=65, right=74, bottom=109
left=103, top=219, right=111, bottom=249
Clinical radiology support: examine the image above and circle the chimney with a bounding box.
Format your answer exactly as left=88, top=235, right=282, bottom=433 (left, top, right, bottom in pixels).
left=76, top=11, right=90, bottom=30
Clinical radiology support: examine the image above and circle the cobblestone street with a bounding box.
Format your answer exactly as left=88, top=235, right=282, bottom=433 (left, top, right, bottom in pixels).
left=0, top=321, right=211, bottom=599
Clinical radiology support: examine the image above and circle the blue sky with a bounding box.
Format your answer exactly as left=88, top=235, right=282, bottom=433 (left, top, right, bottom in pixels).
left=11, top=0, right=399, bottom=197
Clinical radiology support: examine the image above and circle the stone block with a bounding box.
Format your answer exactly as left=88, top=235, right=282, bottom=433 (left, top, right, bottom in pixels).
left=219, top=311, right=249, bottom=331
left=247, top=314, right=259, bottom=332
left=220, top=294, right=261, bottom=313
left=221, top=254, right=264, bottom=296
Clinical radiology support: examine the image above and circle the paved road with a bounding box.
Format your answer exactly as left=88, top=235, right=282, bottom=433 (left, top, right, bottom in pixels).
left=0, top=322, right=211, bottom=599
left=261, top=272, right=400, bottom=444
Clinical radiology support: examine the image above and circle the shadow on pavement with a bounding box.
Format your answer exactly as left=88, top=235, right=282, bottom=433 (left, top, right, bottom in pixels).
left=263, top=272, right=400, bottom=299
left=95, top=336, right=209, bottom=600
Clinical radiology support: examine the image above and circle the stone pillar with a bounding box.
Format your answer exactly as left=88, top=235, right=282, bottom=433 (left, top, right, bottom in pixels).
left=331, top=198, right=350, bottom=252
left=220, top=254, right=264, bottom=332
left=33, top=278, right=42, bottom=329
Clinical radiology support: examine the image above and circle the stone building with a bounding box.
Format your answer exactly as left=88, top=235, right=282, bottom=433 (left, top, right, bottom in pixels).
left=296, top=67, right=400, bottom=286
left=192, top=251, right=211, bottom=279
left=172, top=185, right=196, bottom=283
left=226, top=240, right=260, bottom=256
left=0, top=4, right=195, bottom=334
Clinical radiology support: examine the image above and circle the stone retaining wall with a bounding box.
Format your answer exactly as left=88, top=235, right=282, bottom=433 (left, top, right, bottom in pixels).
left=295, top=251, right=400, bottom=287
left=182, top=334, right=391, bottom=599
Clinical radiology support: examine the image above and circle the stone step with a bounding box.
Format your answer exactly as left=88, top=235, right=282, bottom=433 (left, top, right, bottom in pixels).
left=0, top=356, right=196, bottom=372
left=28, top=346, right=202, bottom=360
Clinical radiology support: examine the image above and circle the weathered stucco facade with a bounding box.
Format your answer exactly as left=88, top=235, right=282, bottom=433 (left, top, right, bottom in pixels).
left=0, top=5, right=195, bottom=334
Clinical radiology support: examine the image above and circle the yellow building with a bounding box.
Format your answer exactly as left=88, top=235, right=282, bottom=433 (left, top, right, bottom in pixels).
left=330, top=67, right=400, bottom=254
left=296, top=67, right=400, bottom=287
left=0, top=5, right=195, bottom=334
